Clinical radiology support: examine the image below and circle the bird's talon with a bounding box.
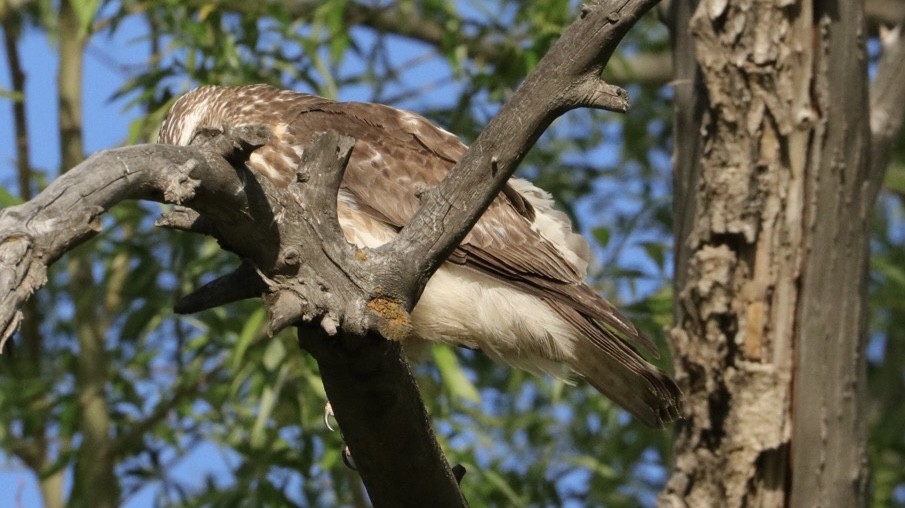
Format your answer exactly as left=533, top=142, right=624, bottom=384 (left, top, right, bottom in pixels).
left=342, top=444, right=357, bottom=470
left=324, top=401, right=336, bottom=431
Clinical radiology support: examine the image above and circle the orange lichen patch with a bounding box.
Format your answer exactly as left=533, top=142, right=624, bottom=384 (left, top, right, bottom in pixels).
left=367, top=296, right=412, bottom=341
left=355, top=250, right=368, bottom=262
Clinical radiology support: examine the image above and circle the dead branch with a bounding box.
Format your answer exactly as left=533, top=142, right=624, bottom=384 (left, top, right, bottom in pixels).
left=0, top=0, right=662, bottom=506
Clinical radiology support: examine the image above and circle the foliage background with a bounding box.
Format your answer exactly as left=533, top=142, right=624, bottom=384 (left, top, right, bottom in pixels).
left=0, top=0, right=901, bottom=506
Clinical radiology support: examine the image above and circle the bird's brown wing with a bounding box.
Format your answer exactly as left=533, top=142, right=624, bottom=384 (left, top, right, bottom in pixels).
left=273, top=98, right=659, bottom=357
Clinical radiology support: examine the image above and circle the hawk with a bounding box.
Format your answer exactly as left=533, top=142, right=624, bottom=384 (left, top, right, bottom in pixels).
left=158, top=84, right=682, bottom=427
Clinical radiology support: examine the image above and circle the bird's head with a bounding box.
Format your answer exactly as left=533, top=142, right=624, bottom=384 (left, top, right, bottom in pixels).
left=157, top=85, right=232, bottom=147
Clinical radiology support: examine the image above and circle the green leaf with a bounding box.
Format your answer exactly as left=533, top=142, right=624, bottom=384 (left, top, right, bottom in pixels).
left=481, top=468, right=526, bottom=505
left=0, top=87, right=24, bottom=101
left=569, top=455, right=618, bottom=479
left=0, top=186, right=23, bottom=206
left=641, top=241, right=666, bottom=270
left=262, top=336, right=286, bottom=371
left=230, top=307, right=267, bottom=370
left=432, top=345, right=481, bottom=404
left=592, top=226, right=611, bottom=248
left=251, top=364, right=290, bottom=448
left=885, top=162, right=905, bottom=194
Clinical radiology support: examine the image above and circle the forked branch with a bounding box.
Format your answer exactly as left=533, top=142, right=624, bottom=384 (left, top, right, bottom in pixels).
left=0, top=1, right=662, bottom=506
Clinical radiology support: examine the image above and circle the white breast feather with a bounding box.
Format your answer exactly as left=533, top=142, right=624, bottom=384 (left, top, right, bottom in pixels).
left=337, top=187, right=582, bottom=381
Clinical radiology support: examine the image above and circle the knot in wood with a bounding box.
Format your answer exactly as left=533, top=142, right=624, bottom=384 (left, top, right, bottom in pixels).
left=164, top=160, right=201, bottom=204
left=266, top=288, right=306, bottom=336
left=280, top=247, right=301, bottom=267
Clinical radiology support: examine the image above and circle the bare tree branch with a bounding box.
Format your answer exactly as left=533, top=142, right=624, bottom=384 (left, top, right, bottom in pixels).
left=298, top=326, right=463, bottom=508
left=171, top=261, right=265, bottom=313
left=0, top=15, right=52, bottom=494
left=0, top=145, right=241, bottom=352
left=1, top=0, right=661, bottom=505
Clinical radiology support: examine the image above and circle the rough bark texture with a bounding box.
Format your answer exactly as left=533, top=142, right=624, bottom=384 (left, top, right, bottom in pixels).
left=789, top=1, right=871, bottom=505
left=662, top=0, right=872, bottom=506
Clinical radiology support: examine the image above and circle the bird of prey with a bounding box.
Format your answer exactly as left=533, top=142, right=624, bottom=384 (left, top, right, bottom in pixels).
left=158, top=84, right=682, bottom=427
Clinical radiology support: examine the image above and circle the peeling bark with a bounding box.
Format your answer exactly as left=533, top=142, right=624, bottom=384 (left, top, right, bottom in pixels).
left=662, top=0, right=872, bottom=506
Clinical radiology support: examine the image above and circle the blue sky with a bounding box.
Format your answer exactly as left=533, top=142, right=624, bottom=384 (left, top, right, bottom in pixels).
left=1, top=17, right=143, bottom=179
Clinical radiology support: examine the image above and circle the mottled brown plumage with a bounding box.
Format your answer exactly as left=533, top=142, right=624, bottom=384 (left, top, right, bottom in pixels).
left=158, top=84, right=682, bottom=427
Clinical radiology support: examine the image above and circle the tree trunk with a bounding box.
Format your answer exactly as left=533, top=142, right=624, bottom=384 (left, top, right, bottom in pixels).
left=58, top=1, right=120, bottom=506
left=661, top=1, right=871, bottom=506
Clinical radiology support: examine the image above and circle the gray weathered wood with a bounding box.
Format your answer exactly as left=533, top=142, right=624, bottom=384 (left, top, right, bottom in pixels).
left=0, top=1, right=662, bottom=505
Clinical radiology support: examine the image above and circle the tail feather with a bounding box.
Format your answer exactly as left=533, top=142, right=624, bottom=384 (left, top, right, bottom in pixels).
left=569, top=338, right=682, bottom=428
